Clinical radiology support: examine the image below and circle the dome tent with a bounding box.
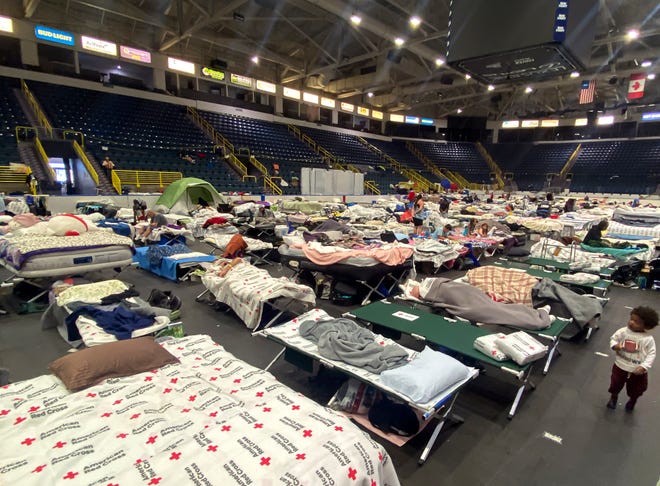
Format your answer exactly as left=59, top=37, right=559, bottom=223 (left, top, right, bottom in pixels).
left=155, top=178, right=226, bottom=214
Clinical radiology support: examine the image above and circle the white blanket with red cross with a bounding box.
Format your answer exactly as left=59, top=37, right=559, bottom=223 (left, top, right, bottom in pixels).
left=0, top=335, right=400, bottom=486
left=202, top=259, right=316, bottom=329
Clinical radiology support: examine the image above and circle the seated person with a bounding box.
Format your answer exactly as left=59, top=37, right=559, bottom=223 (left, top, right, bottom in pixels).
left=439, top=224, right=453, bottom=238
left=476, top=223, right=489, bottom=237
left=583, top=220, right=611, bottom=247
left=136, top=210, right=168, bottom=241
left=197, top=197, right=210, bottom=209
left=462, top=219, right=477, bottom=237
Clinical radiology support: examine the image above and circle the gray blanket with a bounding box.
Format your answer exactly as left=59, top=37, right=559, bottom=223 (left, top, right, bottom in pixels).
left=422, top=278, right=552, bottom=330
left=531, top=278, right=602, bottom=329
left=299, top=318, right=408, bottom=373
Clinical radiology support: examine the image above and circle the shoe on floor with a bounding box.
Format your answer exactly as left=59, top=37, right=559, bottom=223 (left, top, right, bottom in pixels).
left=606, top=399, right=617, bottom=410
left=625, top=400, right=635, bottom=412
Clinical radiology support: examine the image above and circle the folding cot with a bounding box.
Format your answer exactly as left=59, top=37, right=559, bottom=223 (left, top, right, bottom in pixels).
left=204, top=234, right=274, bottom=265
left=279, top=244, right=413, bottom=305
left=133, top=246, right=215, bottom=281
left=346, top=300, right=541, bottom=419
left=507, top=256, right=615, bottom=279
left=491, top=259, right=612, bottom=296
left=256, top=308, right=479, bottom=464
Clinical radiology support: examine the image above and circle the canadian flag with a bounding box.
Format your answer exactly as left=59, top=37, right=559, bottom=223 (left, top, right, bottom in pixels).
left=627, top=73, right=646, bottom=99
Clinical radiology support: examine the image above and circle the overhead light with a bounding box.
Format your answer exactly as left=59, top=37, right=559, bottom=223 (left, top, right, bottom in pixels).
left=434, top=58, right=445, bottom=67
left=648, top=73, right=656, bottom=80
left=409, top=16, right=421, bottom=28
left=394, top=37, right=404, bottom=46
left=641, top=60, right=652, bottom=67
left=464, top=74, right=471, bottom=80
left=251, top=56, right=259, bottom=64
left=116, top=65, right=121, bottom=69
left=570, top=71, right=580, bottom=78
left=350, top=13, right=362, bottom=25
left=626, top=29, right=639, bottom=40
left=233, top=12, right=245, bottom=22
left=457, top=108, right=463, bottom=113
left=525, top=86, right=533, bottom=93
left=487, top=84, right=495, bottom=91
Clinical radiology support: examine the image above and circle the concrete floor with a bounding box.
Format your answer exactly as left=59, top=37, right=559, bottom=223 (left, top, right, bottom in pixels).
left=1, top=254, right=658, bottom=486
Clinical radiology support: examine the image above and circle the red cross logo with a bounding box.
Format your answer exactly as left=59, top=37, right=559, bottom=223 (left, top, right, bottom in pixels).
left=256, top=391, right=264, bottom=397
left=170, top=378, right=178, bottom=384
left=62, top=471, right=79, bottom=480
left=214, top=367, right=222, bottom=371
left=116, top=433, right=128, bottom=439
left=210, top=377, right=218, bottom=381
left=254, top=423, right=263, bottom=429
left=302, top=429, right=312, bottom=438
left=182, top=408, right=191, bottom=413
left=130, top=413, right=141, bottom=420
left=0, top=409, right=9, bottom=416
left=101, top=412, right=112, bottom=418
left=378, top=452, right=383, bottom=462
left=296, top=453, right=306, bottom=460
left=209, top=411, right=218, bottom=417
left=188, top=395, right=197, bottom=402
left=291, top=405, right=300, bottom=410
left=170, top=452, right=181, bottom=460
left=207, top=445, right=218, bottom=452
left=146, top=436, right=157, bottom=444
left=260, top=457, right=271, bottom=466
left=86, top=393, right=97, bottom=398
left=21, top=437, right=35, bottom=446
left=347, top=467, right=357, bottom=480
left=135, top=459, right=143, bottom=464
left=163, top=388, right=172, bottom=394
left=14, top=416, right=27, bottom=425
left=28, top=406, right=40, bottom=413
left=113, top=399, right=122, bottom=405
left=32, top=464, right=46, bottom=473
left=53, top=441, right=67, bottom=449
left=262, top=407, right=271, bottom=412
left=371, top=480, right=377, bottom=486
left=144, top=376, right=153, bottom=382
left=233, top=378, right=241, bottom=384
left=335, top=426, right=343, bottom=432
left=230, top=390, right=238, bottom=394
left=148, top=478, right=162, bottom=485
left=221, top=425, right=231, bottom=432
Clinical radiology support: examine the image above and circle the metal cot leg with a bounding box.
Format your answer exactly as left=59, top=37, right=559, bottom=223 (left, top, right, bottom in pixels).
left=418, top=393, right=461, bottom=465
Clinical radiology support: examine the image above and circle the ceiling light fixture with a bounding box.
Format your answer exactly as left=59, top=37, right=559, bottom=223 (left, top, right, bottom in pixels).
left=367, top=92, right=374, bottom=97
left=641, top=60, right=652, bottom=67
left=570, top=71, right=580, bottom=78
left=457, top=108, right=463, bottom=113
left=626, top=29, right=639, bottom=40
left=525, top=86, right=533, bottom=93
left=648, top=73, right=656, bottom=80
left=394, top=37, right=404, bottom=46
left=434, top=58, right=445, bottom=67
left=116, top=65, right=121, bottom=69
left=251, top=56, right=259, bottom=64
left=464, top=74, right=471, bottom=80
left=409, top=16, right=421, bottom=28
left=350, top=13, right=362, bottom=25
left=487, top=84, right=495, bottom=91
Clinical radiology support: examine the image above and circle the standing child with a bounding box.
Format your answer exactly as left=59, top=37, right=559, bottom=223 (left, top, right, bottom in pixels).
left=607, top=306, right=657, bottom=411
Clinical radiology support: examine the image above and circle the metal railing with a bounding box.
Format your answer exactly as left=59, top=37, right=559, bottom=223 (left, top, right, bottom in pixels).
left=112, top=170, right=182, bottom=193
left=476, top=142, right=504, bottom=188
left=21, top=80, right=52, bottom=138
left=73, top=140, right=98, bottom=185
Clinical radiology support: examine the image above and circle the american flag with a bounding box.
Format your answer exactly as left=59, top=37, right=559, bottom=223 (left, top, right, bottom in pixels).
left=579, top=80, right=596, bottom=104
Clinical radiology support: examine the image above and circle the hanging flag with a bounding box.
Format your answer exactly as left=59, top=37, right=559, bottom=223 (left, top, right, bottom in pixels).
left=579, top=80, right=596, bottom=104
left=627, top=73, right=645, bottom=99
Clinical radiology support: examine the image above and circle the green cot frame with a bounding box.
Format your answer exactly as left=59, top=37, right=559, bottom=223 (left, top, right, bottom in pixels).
left=346, top=300, right=546, bottom=419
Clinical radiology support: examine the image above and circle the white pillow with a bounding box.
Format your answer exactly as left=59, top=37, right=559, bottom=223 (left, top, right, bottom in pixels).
left=380, top=347, right=470, bottom=403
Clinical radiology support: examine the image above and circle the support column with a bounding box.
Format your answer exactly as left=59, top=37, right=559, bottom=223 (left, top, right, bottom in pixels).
left=20, top=39, right=39, bottom=66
